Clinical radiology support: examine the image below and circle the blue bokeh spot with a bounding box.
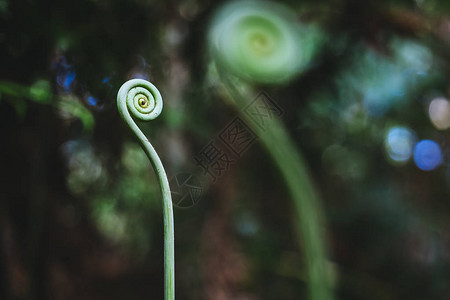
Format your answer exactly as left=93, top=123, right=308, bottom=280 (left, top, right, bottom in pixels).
left=56, top=70, right=76, bottom=92
left=385, top=127, right=415, bottom=163
left=87, top=96, right=98, bottom=106
left=413, top=140, right=443, bottom=171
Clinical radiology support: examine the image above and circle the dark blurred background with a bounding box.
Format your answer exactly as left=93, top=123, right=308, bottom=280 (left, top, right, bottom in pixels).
left=1, top=0, right=450, bottom=299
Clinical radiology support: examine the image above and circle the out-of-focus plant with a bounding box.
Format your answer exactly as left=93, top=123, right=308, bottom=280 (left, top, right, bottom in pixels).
left=208, top=1, right=332, bottom=300
left=0, top=79, right=94, bottom=131
left=336, top=39, right=439, bottom=117
left=0, top=80, right=52, bottom=104
left=116, top=79, right=175, bottom=300
left=208, top=0, right=322, bottom=84
left=0, top=80, right=52, bottom=116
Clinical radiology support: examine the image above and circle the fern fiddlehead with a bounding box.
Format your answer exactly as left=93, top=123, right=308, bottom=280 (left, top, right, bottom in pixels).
left=117, top=79, right=175, bottom=300
left=208, top=2, right=332, bottom=299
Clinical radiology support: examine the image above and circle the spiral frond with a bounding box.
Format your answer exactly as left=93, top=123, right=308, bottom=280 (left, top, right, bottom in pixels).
left=116, top=78, right=174, bottom=300
left=117, top=78, right=163, bottom=122
left=209, top=1, right=322, bottom=84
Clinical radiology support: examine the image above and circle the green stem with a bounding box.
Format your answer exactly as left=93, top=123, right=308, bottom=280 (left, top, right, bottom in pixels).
left=117, top=79, right=175, bottom=300
left=219, top=73, right=332, bottom=300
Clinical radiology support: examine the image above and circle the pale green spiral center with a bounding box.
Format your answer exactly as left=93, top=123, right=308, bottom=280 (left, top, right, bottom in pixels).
left=249, top=31, right=274, bottom=55
left=137, top=95, right=149, bottom=108
left=133, top=92, right=156, bottom=115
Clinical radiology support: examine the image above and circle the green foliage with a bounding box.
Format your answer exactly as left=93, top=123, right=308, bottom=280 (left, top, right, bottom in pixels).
left=2, top=0, right=450, bottom=299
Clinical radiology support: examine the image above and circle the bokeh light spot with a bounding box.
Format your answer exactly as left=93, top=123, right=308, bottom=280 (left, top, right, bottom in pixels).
left=384, top=126, right=416, bottom=164
left=56, top=69, right=76, bottom=92
left=87, top=96, right=98, bottom=106
left=413, top=140, right=443, bottom=171
left=428, top=97, right=450, bottom=130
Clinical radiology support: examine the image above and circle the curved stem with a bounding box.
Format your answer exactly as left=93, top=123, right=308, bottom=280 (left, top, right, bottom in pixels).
left=139, top=133, right=175, bottom=300
left=219, top=72, right=332, bottom=300
left=117, top=80, right=175, bottom=300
